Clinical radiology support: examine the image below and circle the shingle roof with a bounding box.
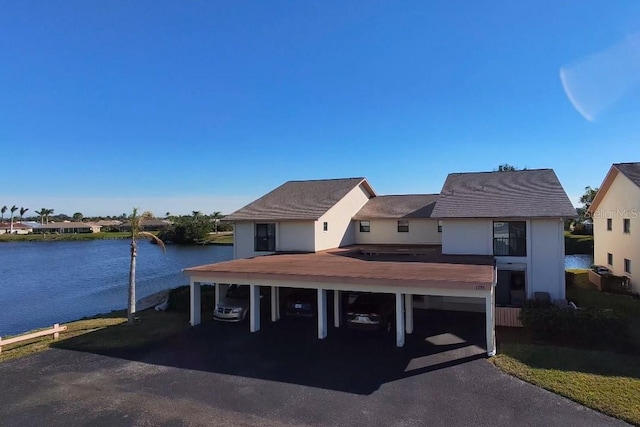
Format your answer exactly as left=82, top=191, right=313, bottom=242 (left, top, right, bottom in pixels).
left=431, top=169, right=577, bottom=218
left=225, top=178, right=374, bottom=221
left=615, top=162, right=640, bottom=187
left=353, top=195, right=439, bottom=219
left=36, top=222, right=101, bottom=229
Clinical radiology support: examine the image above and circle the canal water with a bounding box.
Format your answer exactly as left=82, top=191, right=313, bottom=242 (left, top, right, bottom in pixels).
left=0, top=240, right=593, bottom=336
left=0, top=239, right=232, bottom=336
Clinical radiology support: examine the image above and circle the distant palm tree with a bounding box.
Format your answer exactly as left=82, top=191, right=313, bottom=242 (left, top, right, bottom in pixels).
left=35, top=208, right=46, bottom=225
left=127, top=208, right=166, bottom=325
left=9, top=205, right=18, bottom=233
left=1, top=205, right=7, bottom=223
left=19, top=207, right=29, bottom=223
left=192, top=211, right=201, bottom=218
left=45, top=208, right=54, bottom=224
left=211, top=211, right=223, bottom=233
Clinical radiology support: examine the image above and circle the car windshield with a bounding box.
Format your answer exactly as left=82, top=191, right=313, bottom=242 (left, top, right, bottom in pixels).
left=350, top=294, right=387, bottom=313
left=225, top=285, right=249, bottom=299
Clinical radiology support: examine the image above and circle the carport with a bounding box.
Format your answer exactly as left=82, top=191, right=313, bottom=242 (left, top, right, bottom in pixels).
left=184, top=246, right=497, bottom=356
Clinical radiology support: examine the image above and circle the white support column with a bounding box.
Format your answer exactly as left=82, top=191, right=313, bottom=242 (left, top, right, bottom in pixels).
left=275, top=287, right=281, bottom=320
left=486, top=286, right=496, bottom=356
left=317, top=288, right=328, bottom=339
left=190, top=279, right=201, bottom=326
left=250, top=285, right=261, bottom=333
left=271, top=286, right=278, bottom=322
left=404, top=293, right=413, bottom=334
left=395, top=292, right=405, bottom=347
left=333, top=290, right=341, bottom=328
left=214, top=282, right=220, bottom=306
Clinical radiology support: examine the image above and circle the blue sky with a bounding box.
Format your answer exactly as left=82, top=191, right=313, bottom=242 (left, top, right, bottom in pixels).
left=1, top=1, right=639, bottom=216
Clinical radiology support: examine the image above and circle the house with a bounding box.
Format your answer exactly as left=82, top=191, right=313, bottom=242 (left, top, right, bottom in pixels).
left=118, top=219, right=170, bottom=232
left=0, top=222, right=33, bottom=235
left=588, top=162, right=640, bottom=293
left=33, top=222, right=102, bottom=234
left=184, top=170, right=576, bottom=356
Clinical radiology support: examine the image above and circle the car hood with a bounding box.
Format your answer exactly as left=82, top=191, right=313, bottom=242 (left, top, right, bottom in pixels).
left=216, top=297, right=249, bottom=309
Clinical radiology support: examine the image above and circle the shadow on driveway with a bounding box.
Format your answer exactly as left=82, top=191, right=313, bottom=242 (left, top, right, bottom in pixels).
left=55, top=309, right=487, bottom=395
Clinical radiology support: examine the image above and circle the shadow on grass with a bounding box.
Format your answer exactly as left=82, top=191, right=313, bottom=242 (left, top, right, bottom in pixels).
left=52, top=308, right=488, bottom=395
left=496, top=341, right=640, bottom=380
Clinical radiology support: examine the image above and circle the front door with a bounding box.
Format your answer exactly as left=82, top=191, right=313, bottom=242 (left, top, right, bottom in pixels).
left=255, top=223, right=276, bottom=252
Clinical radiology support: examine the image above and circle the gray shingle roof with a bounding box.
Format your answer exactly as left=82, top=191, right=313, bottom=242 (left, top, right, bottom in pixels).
left=615, top=162, right=640, bottom=187
left=225, top=178, right=373, bottom=221
left=353, top=195, right=439, bottom=219
left=431, top=169, right=577, bottom=218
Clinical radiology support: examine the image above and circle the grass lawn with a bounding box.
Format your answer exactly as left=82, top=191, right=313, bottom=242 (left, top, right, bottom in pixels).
left=564, top=231, right=594, bottom=255
left=0, top=309, right=190, bottom=363
left=203, top=232, right=233, bottom=244
left=493, top=268, right=640, bottom=425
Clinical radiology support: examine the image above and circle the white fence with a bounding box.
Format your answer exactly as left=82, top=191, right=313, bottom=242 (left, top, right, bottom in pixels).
left=0, top=323, right=67, bottom=353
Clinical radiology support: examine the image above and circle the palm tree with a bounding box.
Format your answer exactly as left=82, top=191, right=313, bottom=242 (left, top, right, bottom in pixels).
left=45, top=208, right=54, bottom=224
left=9, top=205, right=18, bottom=233
left=127, top=208, right=165, bottom=325
left=19, top=207, right=29, bottom=223
left=192, top=211, right=201, bottom=218
left=211, top=211, right=223, bottom=234
left=1, top=206, right=6, bottom=223
left=35, top=208, right=46, bottom=225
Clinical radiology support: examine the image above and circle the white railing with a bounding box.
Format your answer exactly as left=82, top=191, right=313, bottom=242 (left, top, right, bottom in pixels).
left=0, top=323, right=67, bottom=354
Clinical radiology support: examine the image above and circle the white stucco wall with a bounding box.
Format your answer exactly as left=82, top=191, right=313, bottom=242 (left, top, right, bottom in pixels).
left=354, top=219, right=442, bottom=245
left=442, top=218, right=566, bottom=300
left=278, top=221, right=315, bottom=252
left=593, top=172, right=640, bottom=292
left=234, top=222, right=272, bottom=259
left=528, top=218, right=566, bottom=300
left=315, top=183, right=372, bottom=251
left=441, top=219, right=493, bottom=255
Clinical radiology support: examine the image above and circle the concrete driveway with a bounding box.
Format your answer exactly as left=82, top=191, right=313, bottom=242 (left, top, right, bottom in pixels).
left=0, top=311, right=628, bottom=426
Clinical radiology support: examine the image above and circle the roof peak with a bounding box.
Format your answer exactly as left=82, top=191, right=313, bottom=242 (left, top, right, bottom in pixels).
left=286, top=177, right=365, bottom=183
left=449, top=168, right=551, bottom=176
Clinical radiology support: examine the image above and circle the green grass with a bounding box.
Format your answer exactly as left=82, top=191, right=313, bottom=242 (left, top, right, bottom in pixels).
left=0, top=231, right=131, bottom=242
left=564, top=231, right=594, bottom=255
left=0, top=309, right=190, bottom=362
left=493, top=268, right=640, bottom=425
left=492, top=344, right=640, bottom=425
left=202, top=233, right=233, bottom=244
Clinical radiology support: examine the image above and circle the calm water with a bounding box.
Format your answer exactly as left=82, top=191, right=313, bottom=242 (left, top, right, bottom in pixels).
left=0, top=240, right=232, bottom=335
left=564, top=254, right=594, bottom=269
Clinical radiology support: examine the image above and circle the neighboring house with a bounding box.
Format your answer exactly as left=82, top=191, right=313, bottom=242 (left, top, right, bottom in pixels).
left=118, top=219, right=170, bottom=232
left=184, top=170, right=575, bottom=355
left=33, top=222, right=102, bottom=234
left=588, top=162, right=640, bottom=293
left=0, top=222, right=33, bottom=235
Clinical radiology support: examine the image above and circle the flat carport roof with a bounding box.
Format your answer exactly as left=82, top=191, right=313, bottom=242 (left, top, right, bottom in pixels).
left=184, top=245, right=495, bottom=292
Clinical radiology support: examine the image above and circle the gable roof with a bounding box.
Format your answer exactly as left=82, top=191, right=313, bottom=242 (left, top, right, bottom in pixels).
left=225, top=178, right=375, bottom=221
left=431, top=169, right=577, bottom=218
left=588, top=162, right=640, bottom=213
left=353, top=195, right=439, bottom=220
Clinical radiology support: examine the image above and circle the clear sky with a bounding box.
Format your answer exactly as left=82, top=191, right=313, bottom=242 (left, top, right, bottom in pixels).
left=1, top=1, right=639, bottom=217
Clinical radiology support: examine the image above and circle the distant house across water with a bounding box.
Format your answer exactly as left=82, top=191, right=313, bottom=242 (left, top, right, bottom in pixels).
left=33, top=222, right=102, bottom=234
left=0, top=222, right=33, bottom=235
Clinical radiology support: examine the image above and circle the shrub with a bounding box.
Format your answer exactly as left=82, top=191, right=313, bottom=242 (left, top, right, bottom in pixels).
left=519, top=300, right=630, bottom=348
left=601, top=275, right=632, bottom=295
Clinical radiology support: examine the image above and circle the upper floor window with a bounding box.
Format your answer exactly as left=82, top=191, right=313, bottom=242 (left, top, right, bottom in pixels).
left=323, top=222, right=328, bottom=232
left=624, top=258, right=631, bottom=275
left=607, top=253, right=613, bottom=266
left=607, top=218, right=612, bottom=231
left=623, top=218, right=630, bottom=234
left=255, top=223, right=276, bottom=252
left=359, top=221, right=370, bottom=232
left=437, top=220, right=443, bottom=233
left=397, top=220, right=409, bottom=232
left=493, top=221, right=527, bottom=256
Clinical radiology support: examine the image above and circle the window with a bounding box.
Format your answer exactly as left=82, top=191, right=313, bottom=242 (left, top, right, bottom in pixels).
left=437, top=220, right=443, bottom=233
left=624, top=258, right=631, bottom=275
left=323, top=222, right=328, bottom=232
left=397, top=220, right=409, bottom=232
left=607, top=218, right=612, bottom=231
left=493, top=221, right=527, bottom=256
left=359, top=221, right=370, bottom=232
left=623, top=218, right=630, bottom=234
left=254, top=223, right=276, bottom=252
left=607, top=253, right=613, bottom=266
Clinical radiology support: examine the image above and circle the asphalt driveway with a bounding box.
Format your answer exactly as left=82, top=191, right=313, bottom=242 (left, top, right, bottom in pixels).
left=0, top=311, right=629, bottom=426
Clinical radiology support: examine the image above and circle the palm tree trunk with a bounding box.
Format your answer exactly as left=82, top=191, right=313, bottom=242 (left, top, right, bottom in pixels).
left=9, top=215, right=13, bottom=234
left=128, top=238, right=137, bottom=324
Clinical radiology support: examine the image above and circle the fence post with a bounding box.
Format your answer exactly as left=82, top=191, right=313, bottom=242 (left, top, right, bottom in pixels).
left=0, top=336, right=3, bottom=354
left=53, top=324, right=60, bottom=340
